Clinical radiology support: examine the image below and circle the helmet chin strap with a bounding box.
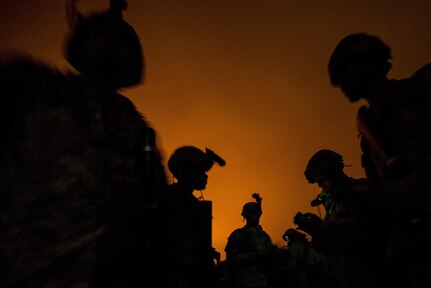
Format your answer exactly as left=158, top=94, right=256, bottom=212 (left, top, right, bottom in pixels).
left=198, top=190, right=205, bottom=200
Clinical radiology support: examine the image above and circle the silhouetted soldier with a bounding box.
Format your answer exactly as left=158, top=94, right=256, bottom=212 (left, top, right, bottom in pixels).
left=295, top=150, right=355, bottom=256
left=306, top=155, right=345, bottom=223
left=281, top=228, right=328, bottom=288
left=300, top=149, right=378, bottom=288
left=328, top=33, right=431, bottom=288
left=162, top=146, right=225, bottom=288
left=0, top=1, right=166, bottom=287
left=304, top=150, right=372, bottom=222
left=225, top=193, right=276, bottom=288
left=293, top=212, right=325, bottom=255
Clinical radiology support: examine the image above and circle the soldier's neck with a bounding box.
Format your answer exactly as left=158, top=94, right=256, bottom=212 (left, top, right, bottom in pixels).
left=173, top=182, right=195, bottom=195
left=365, top=78, right=392, bottom=106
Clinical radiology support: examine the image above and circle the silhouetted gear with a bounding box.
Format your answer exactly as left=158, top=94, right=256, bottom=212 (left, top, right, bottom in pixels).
left=65, top=0, right=144, bottom=88
left=328, top=33, right=392, bottom=86
left=305, top=149, right=344, bottom=183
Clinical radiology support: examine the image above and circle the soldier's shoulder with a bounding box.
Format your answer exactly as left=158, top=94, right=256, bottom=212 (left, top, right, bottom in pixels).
left=411, top=64, right=431, bottom=92
left=0, top=55, right=66, bottom=99
left=0, top=54, right=61, bottom=73
left=110, top=93, right=145, bottom=121
left=228, top=227, right=247, bottom=240
left=0, top=55, right=65, bottom=85
left=102, top=92, right=149, bottom=144
left=413, top=63, right=431, bottom=79
left=261, top=229, right=272, bottom=242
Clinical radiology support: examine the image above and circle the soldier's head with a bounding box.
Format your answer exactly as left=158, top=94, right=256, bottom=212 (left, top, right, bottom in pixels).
left=305, top=149, right=345, bottom=190
left=283, top=228, right=307, bottom=244
left=64, top=0, right=144, bottom=89
left=328, top=33, right=392, bottom=102
left=241, top=193, right=263, bottom=225
left=168, top=146, right=225, bottom=191
left=293, top=212, right=323, bottom=236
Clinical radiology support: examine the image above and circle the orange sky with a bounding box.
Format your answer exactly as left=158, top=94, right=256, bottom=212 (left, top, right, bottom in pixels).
left=1, top=0, right=431, bottom=259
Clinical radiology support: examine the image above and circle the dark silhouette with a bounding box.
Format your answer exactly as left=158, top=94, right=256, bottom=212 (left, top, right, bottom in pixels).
left=224, top=193, right=276, bottom=288
left=0, top=1, right=166, bottom=287
left=279, top=228, right=328, bottom=288
left=329, top=33, right=431, bottom=288
left=304, top=150, right=374, bottom=223
left=293, top=212, right=325, bottom=255
left=161, top=146, right=225, bottom=288
left=306, top=150, right=347, bottom=221
left=298, top=149, right=378, bottom=288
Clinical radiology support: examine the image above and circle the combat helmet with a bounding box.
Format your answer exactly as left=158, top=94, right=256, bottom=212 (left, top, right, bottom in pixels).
left=64, top=0, right=144, bottom=88
left=168, top=146, right=225, bottom=180
left=283, top=228, right=306, bottom=242
left=241, top=193, right=262, bottom=218
left=328, top=33, right=392, bottom=86
left=304, top=149, right=344, bottom=184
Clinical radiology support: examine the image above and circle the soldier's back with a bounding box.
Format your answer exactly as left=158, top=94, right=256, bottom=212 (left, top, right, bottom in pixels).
left=0, top=57, right=161, bottom=287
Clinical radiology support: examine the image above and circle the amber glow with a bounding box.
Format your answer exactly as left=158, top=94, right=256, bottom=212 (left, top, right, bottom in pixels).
left=2, top=0, right=431, bottom=259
